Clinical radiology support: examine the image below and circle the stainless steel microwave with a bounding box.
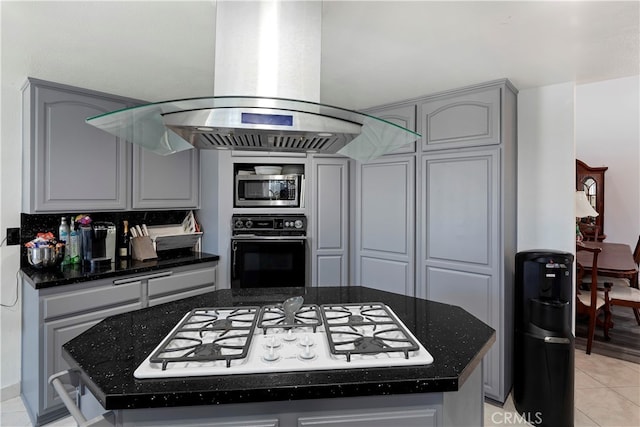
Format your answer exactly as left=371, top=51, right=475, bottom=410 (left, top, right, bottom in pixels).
left=235, top=174, right=302, bottom=207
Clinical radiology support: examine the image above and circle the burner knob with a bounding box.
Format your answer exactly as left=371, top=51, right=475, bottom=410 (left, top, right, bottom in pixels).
left=234, top=220, right=244, bottom=228
left=245, top=220, right=253, bottom=229
left=294, top=219, right=303, bottom=229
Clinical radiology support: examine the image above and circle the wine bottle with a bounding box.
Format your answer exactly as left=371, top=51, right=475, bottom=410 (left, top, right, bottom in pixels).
left=119, top=220, right=131, bottom=260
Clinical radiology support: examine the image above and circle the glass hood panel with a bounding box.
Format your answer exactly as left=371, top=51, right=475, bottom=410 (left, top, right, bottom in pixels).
left=86, top=96, right=421, bottom=161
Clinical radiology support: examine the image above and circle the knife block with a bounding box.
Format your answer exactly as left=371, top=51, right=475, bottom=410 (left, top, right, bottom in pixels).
left=131, top=236, right=157, bottom=261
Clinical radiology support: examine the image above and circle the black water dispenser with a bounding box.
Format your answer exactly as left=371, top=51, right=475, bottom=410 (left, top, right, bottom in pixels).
left=514, top=250, right=574, bottom=427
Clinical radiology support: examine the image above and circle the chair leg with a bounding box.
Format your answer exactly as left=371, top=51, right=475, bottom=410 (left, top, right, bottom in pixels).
left=603, top=306, right=611, bottom=340
left=586, top=312, right=597, bottom=355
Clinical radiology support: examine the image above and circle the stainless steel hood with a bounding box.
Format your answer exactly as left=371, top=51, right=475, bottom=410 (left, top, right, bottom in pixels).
left=85, top=1, right=420, bottom=161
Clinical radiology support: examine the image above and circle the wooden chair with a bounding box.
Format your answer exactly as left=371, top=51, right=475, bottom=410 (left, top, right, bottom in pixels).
left=576, top=243, right=610, bottom=354
left=601, top=235, right=640, bottom=325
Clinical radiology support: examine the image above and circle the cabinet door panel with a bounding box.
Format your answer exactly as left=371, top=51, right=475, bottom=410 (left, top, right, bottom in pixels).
left=316, top=256, right=344, bottom=286
left=424, top=150, right=498, bottom=268
left=356, top=157, right=415, bottom=296
left=360, top=162, right=412, bottom=254
left=421, top=87, right=500, bottom=150
left=298, top=409, right=436, bottom=427
left=44, top=281, right=140, bottom=320
left=426, top=266, right=498, bottom=396
left=149, top=286, right=214, bottom=307
left=33, top=86, right=129, bottom=211
left=148, top=266, right=216, bottom=298
left=360, top=257, right=410, bottom=296
left=44, top=302, right=142, bottom=409
left=363, top=104, right=417, bottom=154
left=133, top=146, right=199, bottom=209
left=311, top=158, right=349, bottom=286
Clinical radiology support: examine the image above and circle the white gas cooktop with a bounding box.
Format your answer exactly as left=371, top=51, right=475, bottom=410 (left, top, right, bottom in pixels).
left=134, top=302, right=433, bottom=379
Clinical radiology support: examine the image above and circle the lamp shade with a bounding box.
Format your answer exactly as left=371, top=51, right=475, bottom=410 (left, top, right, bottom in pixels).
left=575, top=190, right=599, bottom=218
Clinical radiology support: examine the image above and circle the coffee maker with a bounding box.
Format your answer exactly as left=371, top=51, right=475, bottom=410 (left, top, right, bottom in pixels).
left=81, top=222, right=115, bottom=268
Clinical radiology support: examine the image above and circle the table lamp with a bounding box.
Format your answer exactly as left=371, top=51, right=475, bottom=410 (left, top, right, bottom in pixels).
left=575, top=190, right=599, bottom=241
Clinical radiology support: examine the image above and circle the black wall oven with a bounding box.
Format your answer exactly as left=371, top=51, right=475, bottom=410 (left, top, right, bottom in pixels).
left=230, top=214, right=306, bottom=288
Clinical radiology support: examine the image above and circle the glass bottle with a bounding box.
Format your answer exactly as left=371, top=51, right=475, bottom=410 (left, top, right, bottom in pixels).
left=119, top=220, right=131, bottom=260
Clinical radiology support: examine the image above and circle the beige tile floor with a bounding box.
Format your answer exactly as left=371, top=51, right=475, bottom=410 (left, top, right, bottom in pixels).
left=1, top=350, right=638, bottom=426
left=484, top=350, right=640, bottom=427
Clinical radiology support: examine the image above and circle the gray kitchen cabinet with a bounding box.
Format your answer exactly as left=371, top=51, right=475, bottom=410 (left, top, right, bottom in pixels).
left=422, top=148, right=501, bottom=400
left=22, top=78, right=200, bottom=213
left=22, top=277, right=142, bottom=426
left=21, top=262, right=217, bottom=426
left=310, top=156, right=350, bottom=286
left=132, top=145, right=200, bottom=209
left=362, top=103, right=417, bottom=155
left=360, top=79, right=516, bottom=403
left=147, top=263, right=217, bottom=306
left=420, top=85, right=501, bottom=151
left=21, top=78, right=132, bottom=212
left=354, top=155, right=415, bottom=296
left=418, top=79, right=517, bottom=403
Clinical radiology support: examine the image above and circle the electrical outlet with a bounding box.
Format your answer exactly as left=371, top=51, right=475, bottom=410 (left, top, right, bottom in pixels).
left=6, top=227, right=20, bottom=245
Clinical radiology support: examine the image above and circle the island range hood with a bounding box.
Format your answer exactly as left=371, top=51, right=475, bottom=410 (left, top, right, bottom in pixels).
left=86, top=1, right=420, bottom=162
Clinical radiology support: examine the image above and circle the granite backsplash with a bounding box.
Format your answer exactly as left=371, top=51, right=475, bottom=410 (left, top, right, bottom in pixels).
left=20, top=210, right=196, bottom=268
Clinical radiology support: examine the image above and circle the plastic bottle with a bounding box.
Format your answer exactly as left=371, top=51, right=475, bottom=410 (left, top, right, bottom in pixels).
left=59, top=217, right=70, bottom=265
left=68, top=221, right=81, bottom=264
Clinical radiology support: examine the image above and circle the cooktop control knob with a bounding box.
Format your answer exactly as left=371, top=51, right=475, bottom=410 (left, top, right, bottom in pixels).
left=245, top=220, right=253, bottom=229
left=294, top=220, right=303, bottom=229
left=234, top=220, right=244, bottom=229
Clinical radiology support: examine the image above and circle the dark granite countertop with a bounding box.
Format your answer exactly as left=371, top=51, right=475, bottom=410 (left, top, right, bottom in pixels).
left=62, top=286, right=495, bottom=411
left=21, top=251, right=220, bottom=289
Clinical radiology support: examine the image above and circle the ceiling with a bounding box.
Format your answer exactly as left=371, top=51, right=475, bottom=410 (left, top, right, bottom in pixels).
left=2, top=1, right=638, bottom=112
left=318, top=1, right=640, bottom=109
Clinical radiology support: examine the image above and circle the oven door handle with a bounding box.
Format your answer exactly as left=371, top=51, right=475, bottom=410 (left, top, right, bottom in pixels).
left=231, top=236, right=307, bottom=242
left=231, top=240, right=237, bottom=280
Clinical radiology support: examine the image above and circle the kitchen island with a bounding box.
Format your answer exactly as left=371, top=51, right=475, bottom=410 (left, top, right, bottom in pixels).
left=60, top=286, right=495, bottom=426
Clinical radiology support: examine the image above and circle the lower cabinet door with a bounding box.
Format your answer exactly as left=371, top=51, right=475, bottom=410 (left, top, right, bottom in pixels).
left=44, top=302, right=141, bottom=410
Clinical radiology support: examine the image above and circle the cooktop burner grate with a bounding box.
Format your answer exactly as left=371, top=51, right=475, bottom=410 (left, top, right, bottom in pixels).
left=148, top=307, right=260, bottom=370
left=320, top=303, right=420, bottom=362
left=258, top=304, right=322, bottom=333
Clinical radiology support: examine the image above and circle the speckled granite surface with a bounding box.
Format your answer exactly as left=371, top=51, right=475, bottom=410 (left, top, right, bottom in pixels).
left=62, top=286, right=496, bottom=411
left=21, top=251, right=220, bottom=289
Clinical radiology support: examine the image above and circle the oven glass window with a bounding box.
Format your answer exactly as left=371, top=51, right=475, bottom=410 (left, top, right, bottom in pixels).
left=232, top=240, right=305, bottom=288
left=245, top=252, right=293, bottom=271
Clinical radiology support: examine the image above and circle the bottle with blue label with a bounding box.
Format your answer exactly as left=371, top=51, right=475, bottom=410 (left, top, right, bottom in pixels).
left=58, top=217, right=70, bottom=265
left=68, top=220, right=81, bottom=264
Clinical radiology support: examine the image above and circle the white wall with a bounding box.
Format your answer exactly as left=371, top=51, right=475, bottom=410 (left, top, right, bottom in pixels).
left=575, top=76, right=640, bottom=249
left=517, top=82, right=576, bottom=254
left=0, top=1, right=216, bottom=396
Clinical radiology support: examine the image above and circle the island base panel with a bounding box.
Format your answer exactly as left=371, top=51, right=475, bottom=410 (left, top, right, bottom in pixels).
left=77, top=365, right=483, bottom=427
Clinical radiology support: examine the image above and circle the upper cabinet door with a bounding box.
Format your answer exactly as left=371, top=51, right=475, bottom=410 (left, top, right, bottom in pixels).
left=420, top=87, right=501, bottom=151
left=24, top=81, right=130, bottom=212
left=363, top=104, right=417, bottom=155
left=132, top=146, right=200, bottom=209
